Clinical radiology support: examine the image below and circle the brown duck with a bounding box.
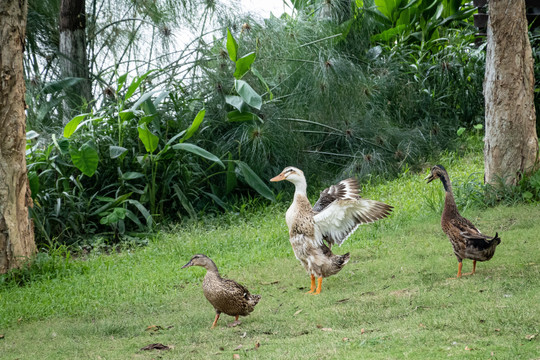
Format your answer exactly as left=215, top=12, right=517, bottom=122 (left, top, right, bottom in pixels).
left=270, top=166, right=393, bottom=294
left=182, top=254, right=261, bottom=328
left=425, top=165, right=501, bottom=277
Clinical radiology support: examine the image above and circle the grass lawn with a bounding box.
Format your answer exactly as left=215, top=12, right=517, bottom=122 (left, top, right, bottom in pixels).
left=1, top=154, right=539, bottom=359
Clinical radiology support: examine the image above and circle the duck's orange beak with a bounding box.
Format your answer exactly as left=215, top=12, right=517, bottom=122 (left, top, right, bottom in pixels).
left=270, top=173, right=286, bottom=182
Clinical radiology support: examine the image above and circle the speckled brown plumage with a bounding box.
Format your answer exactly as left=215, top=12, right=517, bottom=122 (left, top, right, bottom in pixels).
left=182, top=254, right=261, bottom=328
left=426, top=165, right=501, bottom=277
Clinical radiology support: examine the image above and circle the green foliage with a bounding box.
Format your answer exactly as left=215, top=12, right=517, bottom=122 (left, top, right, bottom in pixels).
left=192, top=10, right=486, bottom=187
left=26, top=71, right=273, bottom=247
left=370, top=0, right=475, bottom=46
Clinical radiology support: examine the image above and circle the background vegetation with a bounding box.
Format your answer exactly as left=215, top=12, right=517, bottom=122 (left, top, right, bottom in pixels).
left=23, top=0, right=500, bottom=248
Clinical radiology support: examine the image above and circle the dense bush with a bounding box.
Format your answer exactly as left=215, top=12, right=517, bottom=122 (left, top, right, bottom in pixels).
left=196, top=4, right=485, bottom=184
left=25, top=0, right=491, bottom=247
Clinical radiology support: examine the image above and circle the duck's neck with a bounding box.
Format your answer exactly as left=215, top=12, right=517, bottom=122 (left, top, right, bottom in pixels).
left=286, top=177, right=310, bottom=230
left=202, top=259, right=220, bottom=276
left=292, top=177, right=307, bottom=198
left=440, top=173, right=459, bottom=216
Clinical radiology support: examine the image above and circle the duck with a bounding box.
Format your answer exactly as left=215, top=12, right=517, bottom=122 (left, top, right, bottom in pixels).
left=182, top=254, right=261, bottom=328
left=425, top=165, right=501, bottom=278
left=270, top=166, right=393, bottom=294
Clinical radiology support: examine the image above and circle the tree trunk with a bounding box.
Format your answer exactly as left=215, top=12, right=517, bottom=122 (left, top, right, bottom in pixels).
left=484, top=0, right=539, bottom=185
left=0, top=0, right=37, bottom=273
left=59, top=0, right=91, bottom=124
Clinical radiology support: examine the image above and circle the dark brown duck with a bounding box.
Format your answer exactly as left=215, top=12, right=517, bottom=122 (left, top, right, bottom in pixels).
left=426, top=165, right=501, bottom=277
left=182, top=254, right=261, bottom=328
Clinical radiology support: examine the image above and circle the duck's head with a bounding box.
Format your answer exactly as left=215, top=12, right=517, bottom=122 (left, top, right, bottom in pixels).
left=270, top=166, right=305, bottom=185
left=425, top=165, right=447, bottom=183
left=182, top=254, right=213, bottom=269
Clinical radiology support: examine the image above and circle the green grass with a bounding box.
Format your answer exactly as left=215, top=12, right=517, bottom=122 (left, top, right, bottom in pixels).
left=1, top=153, right=540, bottom=359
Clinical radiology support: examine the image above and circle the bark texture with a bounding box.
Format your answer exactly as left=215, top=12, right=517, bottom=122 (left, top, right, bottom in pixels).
left=0, top=0, right=37, bottom=273
left=484, top=0, right=539, bottom=185
left=59, top=0, right=91, bottom=123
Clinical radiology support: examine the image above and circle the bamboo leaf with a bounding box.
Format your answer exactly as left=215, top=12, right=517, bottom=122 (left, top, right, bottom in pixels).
left=172, top=143, right=225, bottom=168
left=234, top=52, right=256, bottom=79
left=63, top=113, right=90, bottom=138
left=125, top=70, right=157, bottom=101
left=127, top=199, right=153, bottom=227
left=130, top=90, right=158, bottom=111
left=180, top=109, right=205, bottom=143
left=235, top=161, right=275, bottom=201
left=117, top=73, right=128, bottom=92
left=137, top=123, right=159, bottom=153
left=226, top=28, right=238, bottom=62
left=172, top=184, right=197, bottom=219
left=90, top=192, right=133, bottom=216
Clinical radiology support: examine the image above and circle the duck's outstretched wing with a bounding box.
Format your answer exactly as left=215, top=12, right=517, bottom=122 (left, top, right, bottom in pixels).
left=312, top=178, right=360, bottom=213
left=313, top=198, right=393, bottom=246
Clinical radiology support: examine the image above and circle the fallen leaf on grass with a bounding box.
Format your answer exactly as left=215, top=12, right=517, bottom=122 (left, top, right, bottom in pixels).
left=419, top=323, right=425, bottom=328
left=140, top=343, right=170, bottom=351
left=234, top=345, right=243, bottom=351
left=316, top=324, right=322, bottom=329
left=361, top=328, right=365, bottom=334
left=321, top=328, right=332, bottom=332
left=494, top=329, right=500, bottom=332
left=261, top=281, right=279, bottom=285
left=525, top=334, right=537, bottom=341
left=145, top=325, right=164, bottom=332
left=465, top=346, right=471, bottom=351
left=0, top=334, right=4, bottom=340
left=293, top=309, right=303, bottom=316
left=336, top=298, right=350, bottom=303
left=254, top=342, right=260, bottom=350
left=342, top=338, right=350, bottom=342
left=240, top=332, right=247, bottom=338
left=233, top=354, right=240, bottom=359
left=219, top=347, right=225, bottom=351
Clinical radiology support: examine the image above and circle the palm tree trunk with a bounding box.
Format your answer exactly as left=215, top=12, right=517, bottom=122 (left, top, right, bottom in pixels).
left=0, top=0, right=37, bottom=273
left=484, top=0, right=539, bottom=185
left=59, top=0, right=92, bottom=124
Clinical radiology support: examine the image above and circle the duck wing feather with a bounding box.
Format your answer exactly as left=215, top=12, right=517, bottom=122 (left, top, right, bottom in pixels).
left=313, top=198, right=393, bottom=246
left=312, top=178, right=360, bottom=213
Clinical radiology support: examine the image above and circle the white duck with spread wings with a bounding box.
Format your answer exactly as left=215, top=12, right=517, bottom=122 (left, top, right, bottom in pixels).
left=271, top=166, right=393, bottom=294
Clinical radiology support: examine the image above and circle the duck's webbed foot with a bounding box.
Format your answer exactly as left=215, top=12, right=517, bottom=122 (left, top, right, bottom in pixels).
left=463, top=260, right=477, bottom=276
left=227, top=315, right=242, bottom=328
